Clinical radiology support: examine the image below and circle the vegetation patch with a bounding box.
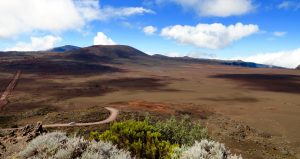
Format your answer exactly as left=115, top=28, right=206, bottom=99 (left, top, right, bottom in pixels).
left=91, top=120, right=176, bottom=159
left=90, top=116, right=212, bottom=158
left=18, top=132, right=132, bottom=159
left=17, top=116, right=242, bottom=159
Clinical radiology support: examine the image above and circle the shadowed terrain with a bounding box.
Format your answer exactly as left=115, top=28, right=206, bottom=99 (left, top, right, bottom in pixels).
left=1, top=45, right=300, bottom=159
left=211, top=74, right=300, bottom=94
left=0, top=59, right=122, bottom=75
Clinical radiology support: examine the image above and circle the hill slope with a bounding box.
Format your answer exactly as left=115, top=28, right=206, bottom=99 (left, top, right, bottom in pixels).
left=48, top=45, right=81, bottom=52
left=1, top=45, right=280, bottom=69
left=62, top=45, right=149, bottom=62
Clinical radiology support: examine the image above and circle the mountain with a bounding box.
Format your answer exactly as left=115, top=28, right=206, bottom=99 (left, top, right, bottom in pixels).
left=1, top=45, right=283, bottom=72
left=61, top=45, right=149, bottom=62
left=49, top=45, right=81, bottom=52
left=297, top=65, right=300, bottom=69
left=152, top=54, right=276, bottom=68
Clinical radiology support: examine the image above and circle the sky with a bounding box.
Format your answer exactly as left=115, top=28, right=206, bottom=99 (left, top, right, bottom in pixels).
left=0, top=0, right=300, bottom=68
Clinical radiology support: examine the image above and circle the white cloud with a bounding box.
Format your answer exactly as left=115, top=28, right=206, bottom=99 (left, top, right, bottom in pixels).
left=5, top=35, right=61, bottom=51
left=0, top=0, right=153, bottom=39
left=273, top=31, right=287, bottom=37
left=98, top=6, right=154, bottom=21
left=233, top=48, right=300, bottom=68
left=278, top=1, right=292, bottom=9
left=93, top=32, right=116, bottom=45
left=278, top=1, right=300, bottom=10
left=0, top=0, right=91, bottom=39
left=143, top=26, right=158, bottom=35
left=157, top=0, right=254, bottom=17
left=186, top=51, right=217, bottom=59
left=161, top=23, right=259, bottom=49
left=149, top=50, right=216, bottom=59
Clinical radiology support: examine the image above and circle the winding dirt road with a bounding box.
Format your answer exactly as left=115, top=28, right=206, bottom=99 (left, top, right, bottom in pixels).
left=0, top=107, right=118, bottom=131
left=44, top=107, right=119, bottom=128
left=0, top=71, right=119, bottom=129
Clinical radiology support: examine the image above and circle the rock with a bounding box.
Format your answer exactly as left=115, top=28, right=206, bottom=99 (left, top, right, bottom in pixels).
left=21, top=124, right=32, bottom=136
left=34, top=122, right=44, bottom=134
left=259, top=132, right=272, bottom=138
left=281, top=149, right=289, bottom=155
left=25, top=122, right=46, bottom=142
left=8, top=130, right=16, bottom=137
left=0, top=142, right=6, bottom=150
left=26, top=133, right=34, bottom=142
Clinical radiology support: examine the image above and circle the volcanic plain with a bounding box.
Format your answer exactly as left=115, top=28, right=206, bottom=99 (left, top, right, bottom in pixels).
left=0, top=45, right=300, bottom=159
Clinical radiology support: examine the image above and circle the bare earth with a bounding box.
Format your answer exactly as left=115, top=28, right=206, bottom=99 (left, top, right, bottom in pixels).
left=43, top=107, right=118, bottom=128
left=0, top=62, right=300, bottom=159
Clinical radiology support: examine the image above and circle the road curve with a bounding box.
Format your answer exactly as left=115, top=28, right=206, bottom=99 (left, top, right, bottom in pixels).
left=43, top=107, right=119, bottom=128
left=0, top=107, right=118, bottom=131
left=0, top=71, right=119, bottom=129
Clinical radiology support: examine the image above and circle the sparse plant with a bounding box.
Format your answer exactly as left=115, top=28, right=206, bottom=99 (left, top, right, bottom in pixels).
left=155, top=115, right=208, bottom=146
left=91, top=120, right=177, bottom=159
left=178, top=140, right=242, bottom=159
left=18, top=132, right=132, bottom=159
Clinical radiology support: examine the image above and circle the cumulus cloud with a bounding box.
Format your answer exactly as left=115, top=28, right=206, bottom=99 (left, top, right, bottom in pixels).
left=161, top=23, right=259, bottom=49
left=0, top=0, right=153, bottom=39
left=157, top=0, right=254, bottom=17
left=273, top=31, right=287, bottom=37
left=233, top=48, right=300, bottom=68
left=93, top=32, right=116, bottom=45
left=143, top=26, right=158, bottom=35
left=5, top=35, right=61, bottom=51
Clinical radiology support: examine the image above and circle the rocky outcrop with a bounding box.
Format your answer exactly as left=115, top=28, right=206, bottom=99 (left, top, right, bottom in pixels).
left=0, top=122, right=46, bottom=158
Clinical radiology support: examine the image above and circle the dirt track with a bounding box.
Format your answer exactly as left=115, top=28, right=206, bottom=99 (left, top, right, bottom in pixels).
left=43, top=107, right=118, bottom=128
left=0, top=107, right=118, bottom=131
left=0, top=71, right=21, bottom=110
left=0, top=71, right=118, bottom=129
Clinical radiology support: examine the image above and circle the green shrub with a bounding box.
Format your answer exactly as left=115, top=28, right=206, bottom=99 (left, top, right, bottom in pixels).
left=91, top=120, right=177, bottom=159
left=155, top=115, right=208, bottom=146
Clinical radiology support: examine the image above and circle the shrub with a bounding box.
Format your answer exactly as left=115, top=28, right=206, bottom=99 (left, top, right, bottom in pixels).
left=91, top=120, right=177, bottom=159
left=179, top=140, right=242, bottom=159
left=155, top=115, right=208, bottom=146
left=18, top=132, right=132, bottom=159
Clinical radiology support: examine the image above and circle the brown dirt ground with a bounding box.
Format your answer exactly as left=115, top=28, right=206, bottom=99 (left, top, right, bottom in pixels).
left=1, top=63, right=300, bottom=158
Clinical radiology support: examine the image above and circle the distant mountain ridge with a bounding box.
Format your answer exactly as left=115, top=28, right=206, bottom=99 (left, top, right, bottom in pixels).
left=48, top=45, right=81, bottom=52
left=60, top=45, right=148, bottom=62
left=297, top=65, right=300, bottom=69
left=2, top=45, right=283, bottom=69
left=152, top=54, right=278, bottom=68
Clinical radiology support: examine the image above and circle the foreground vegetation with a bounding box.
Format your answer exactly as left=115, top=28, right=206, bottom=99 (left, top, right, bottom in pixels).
left=18, top=116, right=242, bottom=159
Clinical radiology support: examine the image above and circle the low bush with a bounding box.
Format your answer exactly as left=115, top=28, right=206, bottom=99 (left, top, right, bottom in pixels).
left=19, top=126, right=242, bottom=159
left=155, top=115, right=208, bottom=146
left=178, top=140, right=243, bottom=159
left=91, top=120, right=177, bottom=159
left=18, top=132, right=132, bottom=159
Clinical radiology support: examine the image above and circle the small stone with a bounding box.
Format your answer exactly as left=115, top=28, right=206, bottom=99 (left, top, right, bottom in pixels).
left=0, top=142, right=6, bottom=150
left=281, top=150, right=289, bottom=155
left=8, top=130, right=16, bottom=137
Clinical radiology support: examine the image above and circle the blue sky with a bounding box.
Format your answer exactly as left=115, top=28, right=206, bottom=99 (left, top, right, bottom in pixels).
left=0, top=0, right=300, bottom=68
